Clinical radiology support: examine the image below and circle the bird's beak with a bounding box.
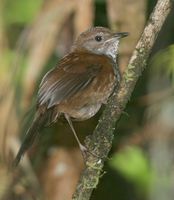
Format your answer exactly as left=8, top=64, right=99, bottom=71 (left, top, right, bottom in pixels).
left=113, top=32, right=129, bottom=38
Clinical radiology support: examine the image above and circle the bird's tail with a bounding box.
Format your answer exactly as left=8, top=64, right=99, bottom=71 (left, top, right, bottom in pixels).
left=12, top=111, right=47, bottom=168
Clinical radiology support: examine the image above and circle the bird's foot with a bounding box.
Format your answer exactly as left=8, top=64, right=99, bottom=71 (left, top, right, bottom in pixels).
left=79, top=144, right=100, bottom=161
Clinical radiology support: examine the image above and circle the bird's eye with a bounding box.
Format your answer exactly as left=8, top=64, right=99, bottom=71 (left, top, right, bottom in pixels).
left=95, top=35, right=102, bottom=42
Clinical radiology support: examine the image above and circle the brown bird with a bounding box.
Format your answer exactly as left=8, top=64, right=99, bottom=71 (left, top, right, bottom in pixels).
left=13, top=27, right=128, bottom=167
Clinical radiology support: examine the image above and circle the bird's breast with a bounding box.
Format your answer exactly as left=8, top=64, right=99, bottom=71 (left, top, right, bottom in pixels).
left=58, top=60, right=117, bottom=120
left=91, top=68, right=116, bottom=103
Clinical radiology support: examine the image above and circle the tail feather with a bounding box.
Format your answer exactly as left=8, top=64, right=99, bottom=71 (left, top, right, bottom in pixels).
left=12, top=112, right=46, bottom=168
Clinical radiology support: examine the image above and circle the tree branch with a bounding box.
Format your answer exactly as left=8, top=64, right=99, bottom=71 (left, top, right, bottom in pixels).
left=72, top=0, right=173, bottom=199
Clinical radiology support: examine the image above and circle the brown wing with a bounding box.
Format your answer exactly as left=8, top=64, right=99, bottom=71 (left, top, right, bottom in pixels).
left=38, top=52, right=102, bottom=109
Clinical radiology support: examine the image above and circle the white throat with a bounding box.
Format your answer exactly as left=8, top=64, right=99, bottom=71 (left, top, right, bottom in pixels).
left=105, top=40, right=119, bottom=62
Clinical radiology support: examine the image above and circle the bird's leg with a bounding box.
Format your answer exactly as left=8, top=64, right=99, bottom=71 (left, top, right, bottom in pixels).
left=64, top=114, right=89, bottom=159
left=65, top=114, right=100, bottom=161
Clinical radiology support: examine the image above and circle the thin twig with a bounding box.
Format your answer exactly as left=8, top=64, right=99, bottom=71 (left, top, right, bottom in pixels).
left=72, top=0, right=173, bottom=199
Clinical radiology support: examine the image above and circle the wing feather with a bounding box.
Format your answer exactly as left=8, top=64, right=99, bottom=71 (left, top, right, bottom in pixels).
left=38, top=52, right=102, bottom=108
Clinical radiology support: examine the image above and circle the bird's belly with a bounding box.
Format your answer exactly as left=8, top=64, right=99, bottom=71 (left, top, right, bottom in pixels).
left=58, top=72, right=116, bottom=120
left=68, top=104, right=101, bottom=121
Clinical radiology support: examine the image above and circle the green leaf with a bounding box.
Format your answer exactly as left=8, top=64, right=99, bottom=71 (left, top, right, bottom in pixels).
left=110, top=146, right=152, bottom=191
left=150, top=44, right=174, bottom=82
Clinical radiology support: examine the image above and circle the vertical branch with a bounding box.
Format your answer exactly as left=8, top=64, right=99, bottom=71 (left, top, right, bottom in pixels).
left=107, top=0, right=146, bottom=72
left=74, top=0, right=94, bottom=36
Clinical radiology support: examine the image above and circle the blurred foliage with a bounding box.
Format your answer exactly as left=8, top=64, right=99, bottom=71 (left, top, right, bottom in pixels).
left=0, top=49, right=14, bottom=73
left=4, top=0, right=43, bottom=25
left=150, top=45, right=174, bottom=82
left=110, top=146, right=152, bottom=193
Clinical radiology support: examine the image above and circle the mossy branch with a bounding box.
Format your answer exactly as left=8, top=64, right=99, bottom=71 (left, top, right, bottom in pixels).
left=73, top=0, right=173, bottom=199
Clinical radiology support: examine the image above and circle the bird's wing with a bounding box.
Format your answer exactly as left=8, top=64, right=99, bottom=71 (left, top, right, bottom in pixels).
left=38, top=52, right=102, bottom=108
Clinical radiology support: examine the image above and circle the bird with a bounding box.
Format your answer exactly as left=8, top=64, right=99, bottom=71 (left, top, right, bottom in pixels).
left=13, top=26, right=128, bottom=167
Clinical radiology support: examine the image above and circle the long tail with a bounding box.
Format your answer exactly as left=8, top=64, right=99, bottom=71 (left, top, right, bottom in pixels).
left=12, top=112, right=47, bottom=168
